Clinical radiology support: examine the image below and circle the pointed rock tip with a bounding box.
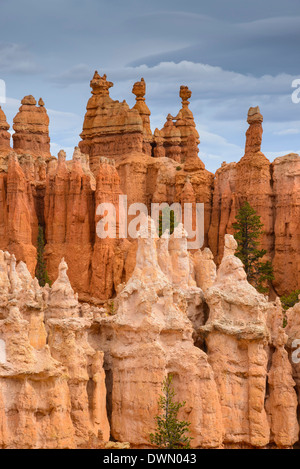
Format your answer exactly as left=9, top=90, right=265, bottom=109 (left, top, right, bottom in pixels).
left=72, top=146, right=81, bottom=161
left=58, top=149, right=66, bottom=162
left=247, top=106, right=263, bottom=124
left=21, top=95, right=37, bottom=106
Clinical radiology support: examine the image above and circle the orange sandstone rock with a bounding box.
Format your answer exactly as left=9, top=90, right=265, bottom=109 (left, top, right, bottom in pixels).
left=174, top=85, right=200, bottom=163
left=0, top=253, right=109, bottom=448
left=160, top=114, right=182, bottom=162
left=90, top=158, right=122, bottom=300
left=153, top=85, right=203, bottom=169
left=284, top=299, right=300, bottom=415
left=265, top=327, right=299, bottom=447
left=12, top=95, right=51, bottom=158
left=79, top=72, right=144, bottom=173
left=48, top=316, right=109, bottom=447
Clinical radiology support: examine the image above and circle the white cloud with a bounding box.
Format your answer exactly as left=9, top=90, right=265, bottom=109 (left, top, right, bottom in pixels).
left=274, top=128, right=300, bottom=136
left=0, top=43, right=40, bottom=74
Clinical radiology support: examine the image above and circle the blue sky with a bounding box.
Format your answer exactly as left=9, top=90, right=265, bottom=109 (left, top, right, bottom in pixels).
left=1, top=0, right=300, bottom=172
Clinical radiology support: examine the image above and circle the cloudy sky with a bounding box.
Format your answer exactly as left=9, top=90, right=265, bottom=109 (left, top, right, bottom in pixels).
left=1, top=0, right=300, bottom=172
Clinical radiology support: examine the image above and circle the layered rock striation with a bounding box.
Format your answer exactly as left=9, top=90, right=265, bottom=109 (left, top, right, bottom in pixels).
left=0, top=253, right=109, bottom=449
left=1, top=228, right=299, bottom=448
left=12, top=95, right=51, bottom=159
left=1, top=75, right=300, bottom=298
left=1, top=72, right=300, bottom=449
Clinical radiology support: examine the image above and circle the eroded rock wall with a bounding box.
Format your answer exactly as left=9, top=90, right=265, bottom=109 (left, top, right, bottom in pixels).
left=1, top=73, right=300, bottom=449
left=0, top=253, right=109, bottom=449
left=0, top=228, right=300, bottom=448
left=12, top=96, right=51, bottom=159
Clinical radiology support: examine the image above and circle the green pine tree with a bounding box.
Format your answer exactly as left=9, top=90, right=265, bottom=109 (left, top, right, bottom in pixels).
left=232, top=201, right=274, bottom=294
left=280, top=289, right=300, bottom=328
left=158, top=207, right=179, bottom=237
left=36, top=225, right=51, bottom=287
left=149, top=374, right=192, bottom=449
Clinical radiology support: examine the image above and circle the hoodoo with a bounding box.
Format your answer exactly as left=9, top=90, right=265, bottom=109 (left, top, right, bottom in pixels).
left=12, top=95, right=51, bottom=158
left=0, top=73, right=300, bottom=448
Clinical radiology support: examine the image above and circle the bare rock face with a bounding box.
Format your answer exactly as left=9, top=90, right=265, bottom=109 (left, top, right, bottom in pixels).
left=208, top=108, right=273, bottom=264
left=184, top=134, right=205, bottom=171
left=153, top=128, right=165, bottom=158
left=176, top=85, right=200, bottom=163
left=12, top=96, right=51, bottom=158
left=2, top=76, right=300, bottom=298
left=0, top=253, right=109, bottom=448
left=79, top=73, right=214, bottom=256
left=0, top=234, right=300, bottom=449
left=174, top=162, right=214, bottom=249
left=208, top=162, right=237, bottom=262
left=2, top=73, right=300, bottom=449
left=272, top=154, right=300, bottom=295
left=154, top=85, right=203, bottom=166
left=44, top=148, right=94, bottom=296
left=285, top=300, right=300, bottom=415
left=235, top=107, right=273, bottom=257
left=223, top=233, right=238, bottom=258
left=201, top=235, right=271, bottom=447
left=158, top=114, right=182, bottom=162
left=46, top=258, right=79, bottom=319
left=108, top=217, right=223, bottom=448
left=47, top=317, right=109, bottom=447
left=132, top=78, right=152, bottom=155
left=0, top=309, right=75, bottom=449
left=44, top=150, right=70, bottom=282
left=46, top=260, right=110, bottom=448
left=0, top=251, right=47, bottom=354
left=193, top=247, right=216, bottom=291
left=44, top=147, right=131, bottom=302
left=265, top=327, right=299, bottom=447
left=0, top=253, right=75, bottom=449
left=245, top=106, right=264, bottom=154
left=0, top=107, right=11, bottom=157
left=90, top=157, right=124, bottom=300
left=79, top=72, right=145, bottom=173
left=64, top=148, right=94, bottom=296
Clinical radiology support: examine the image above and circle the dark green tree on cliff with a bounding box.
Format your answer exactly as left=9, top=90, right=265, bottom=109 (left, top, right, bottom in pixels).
left=150, top=374, right=192, bottom=449
left=232, top=201, right=274, bottom=293
left=158, top=206, right=179, bottom=237
left=281, top=290, right=300, bottom=312
left=36, top=225, right=51, bottom=287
